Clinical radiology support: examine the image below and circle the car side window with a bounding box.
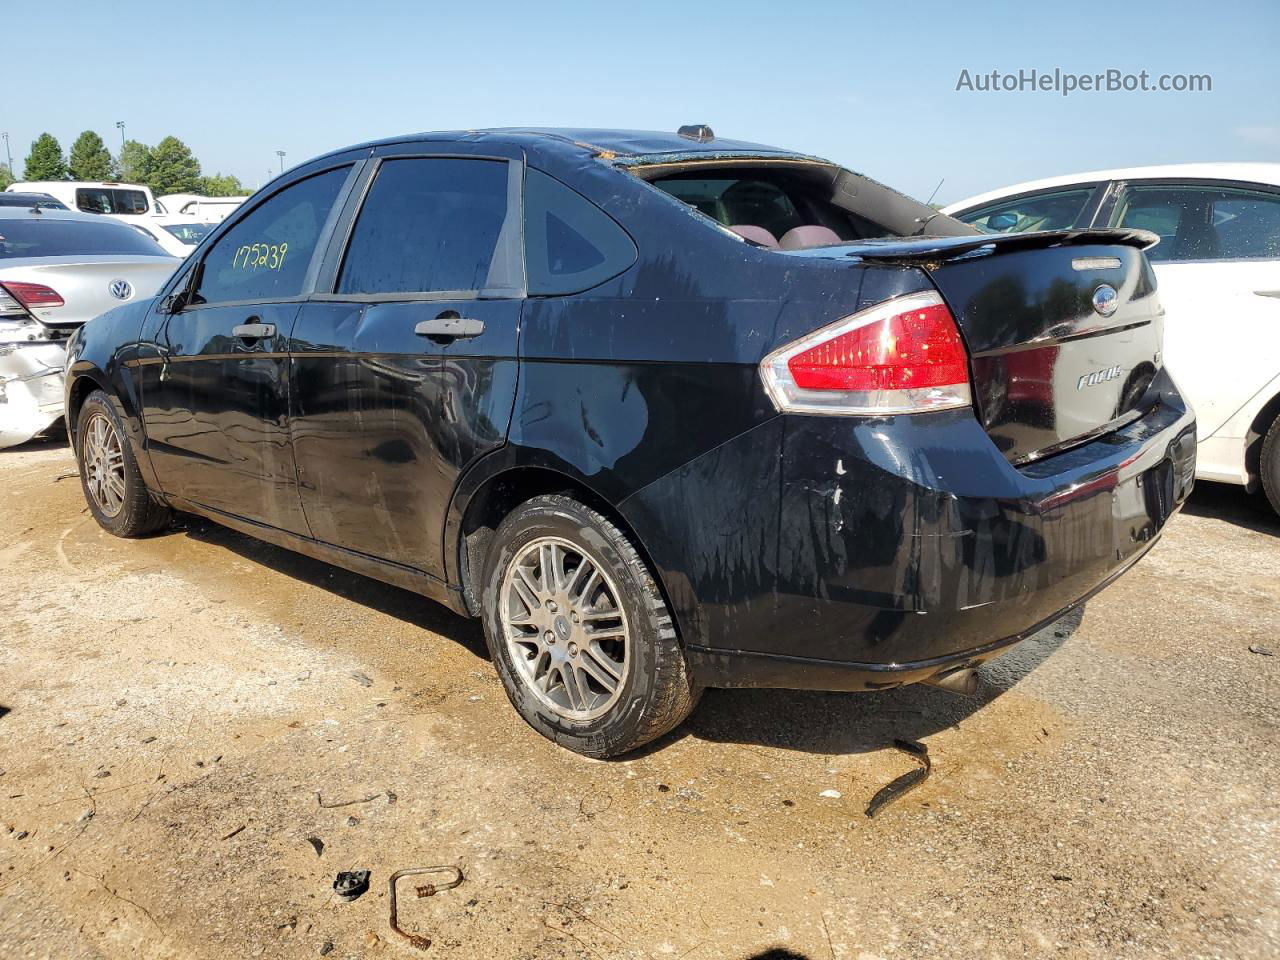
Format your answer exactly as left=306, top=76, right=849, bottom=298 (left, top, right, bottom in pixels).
left=194, top=166, right=350, bottom=305
left=524, top=169, right=637, bottom=295
left=957, top=188, right=1095, bottom=234
left=337, top=157, right=520, bottom=295
left=1112, top=183, right=1280, bottom=262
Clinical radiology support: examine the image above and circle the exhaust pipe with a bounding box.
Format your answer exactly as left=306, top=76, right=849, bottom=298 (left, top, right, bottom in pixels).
left=922, top=666, right=979, bottom=696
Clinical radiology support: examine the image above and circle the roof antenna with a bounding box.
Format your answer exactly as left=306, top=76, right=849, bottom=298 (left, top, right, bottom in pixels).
left=925, top=177, right=945, bottom=206
left=677, top=124, right=715, bottom=143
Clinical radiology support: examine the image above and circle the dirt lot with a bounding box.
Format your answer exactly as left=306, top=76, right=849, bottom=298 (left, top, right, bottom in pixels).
left=0, top=436, right=1276, bottom=960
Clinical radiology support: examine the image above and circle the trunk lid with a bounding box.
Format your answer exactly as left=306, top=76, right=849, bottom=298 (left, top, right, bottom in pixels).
left=824, top=230, right=1165, bottom=465
left=0, top=256, right=178, bottom=330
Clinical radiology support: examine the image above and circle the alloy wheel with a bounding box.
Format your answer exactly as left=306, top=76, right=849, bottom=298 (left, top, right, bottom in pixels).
left=500, top=536, right=631, bottom=721
left=82, top=412, right=126, bottom=518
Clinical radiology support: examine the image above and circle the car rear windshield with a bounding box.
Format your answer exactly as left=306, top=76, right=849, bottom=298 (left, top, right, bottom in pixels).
left=0, top=193, right=69, bottom=210
left=76, top=187, right=149, bottom=215
left=162, top=222, right=215, bottom=244
left=635, top=160, right=970, bottom=248
left=649, top=171, right=884, bottom=245
left=0, top=218, right=171, bottom=258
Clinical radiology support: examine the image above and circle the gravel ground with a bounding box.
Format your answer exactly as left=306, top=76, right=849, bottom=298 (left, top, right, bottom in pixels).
left=0, top=436, right=1276, bottom=960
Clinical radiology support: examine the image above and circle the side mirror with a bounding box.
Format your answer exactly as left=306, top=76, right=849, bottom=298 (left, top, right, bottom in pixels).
left=159, top=292, right=185, bottom=315
left=987, top=212, right=1020, bottom=232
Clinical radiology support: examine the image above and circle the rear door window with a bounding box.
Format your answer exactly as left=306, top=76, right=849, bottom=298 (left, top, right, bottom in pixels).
left=337, top=157, right=521, bottom=296
left=1112, top=183, right=1280, bottom=261
left=956, top=187, right=1096, bottom=234
left=524, top=169, right=636, bottom=295
left=194, top=166, right=350, bottom=305
left=76, top=187, right=149, bottom=215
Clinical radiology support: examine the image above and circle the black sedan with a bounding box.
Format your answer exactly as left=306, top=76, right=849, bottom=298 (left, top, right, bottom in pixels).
left=65, top=128, right=1196, bottom=757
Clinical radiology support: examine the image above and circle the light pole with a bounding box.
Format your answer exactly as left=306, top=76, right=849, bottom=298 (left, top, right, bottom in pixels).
left=276, top=150, right=286, bottom=175
left=115, top=121, right=126, bottom=151
left=1, top=132, right=11, bottom=175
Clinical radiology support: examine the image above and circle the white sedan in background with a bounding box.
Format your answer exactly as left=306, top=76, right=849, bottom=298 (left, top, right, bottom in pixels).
left=945, top=163, right=1280, bottom=516
left=0, top=208, right=178, bottom=446
left=128, top=216, right=216, bottom=257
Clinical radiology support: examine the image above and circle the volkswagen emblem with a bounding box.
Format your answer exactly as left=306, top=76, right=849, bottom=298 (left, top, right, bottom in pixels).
left=108, top=279, right=133, bottom=301
left=1091, top=284, right=1118, bottom=317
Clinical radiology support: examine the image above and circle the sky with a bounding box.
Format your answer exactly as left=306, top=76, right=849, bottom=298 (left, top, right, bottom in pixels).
left=4, top=0, right=1277, bottom=204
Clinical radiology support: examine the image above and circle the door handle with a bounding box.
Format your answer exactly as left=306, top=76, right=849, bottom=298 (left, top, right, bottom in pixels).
left=414, top=312, right=485, bottom=340
left=232, top=321, right=276, bottom=340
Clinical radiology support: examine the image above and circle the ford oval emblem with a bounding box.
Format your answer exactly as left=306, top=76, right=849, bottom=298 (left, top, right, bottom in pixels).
left=1091, top=284, right=1118, bottom=317
left=109, top=279, right=133, bottom=301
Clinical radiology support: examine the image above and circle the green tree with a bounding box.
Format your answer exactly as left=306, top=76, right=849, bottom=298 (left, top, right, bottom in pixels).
left=198, top=173, right=247, bottom=197
left=0, top=164, right=14, bottom=190
left=148, top=136, right=201, bottom=195
left=117, top=140, right=154, bottom=186
left=23, top=133, right=67, bottom=181
left=68, top=130, right=115, bottom=181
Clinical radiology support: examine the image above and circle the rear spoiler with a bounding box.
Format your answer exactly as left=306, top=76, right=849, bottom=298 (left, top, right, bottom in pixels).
left=834, top=228, right=1161, bottom=263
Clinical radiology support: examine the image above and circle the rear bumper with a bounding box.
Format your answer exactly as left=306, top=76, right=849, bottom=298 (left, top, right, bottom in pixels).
left=652, top=371, right=1195, bottom=691
left=0, top=341, right=67, bottom=448
left=687, top=533, right=1158, bottom=690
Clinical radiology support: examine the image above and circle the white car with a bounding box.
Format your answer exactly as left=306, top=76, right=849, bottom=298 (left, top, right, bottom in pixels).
left=157, top=193, right=247, bottom=222
left=9, top=180, right=159, bottom=220
left=127, top=216, right=216, bottom=257
left=945, top=163, right=1280, bottom=515
left=0, top=208, right=178, bottom=447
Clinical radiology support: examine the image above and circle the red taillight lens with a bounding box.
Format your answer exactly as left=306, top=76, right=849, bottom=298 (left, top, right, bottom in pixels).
left=761, top=291, right=972, bottom=415
left=2, top=281, right=65, bottom=309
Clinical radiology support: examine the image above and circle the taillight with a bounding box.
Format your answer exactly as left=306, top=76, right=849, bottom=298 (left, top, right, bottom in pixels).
left=2, top=281, right=65, bottom=310
left=760, top=291, right=972, bottom=415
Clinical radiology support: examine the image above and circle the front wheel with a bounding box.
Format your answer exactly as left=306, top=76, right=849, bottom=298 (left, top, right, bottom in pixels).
left=479, top=494, right=699, bottom=758
left=76, top=390, right=171, bottom=538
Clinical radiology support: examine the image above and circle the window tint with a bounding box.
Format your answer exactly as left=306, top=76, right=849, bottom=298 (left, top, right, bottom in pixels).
left=338, top=158, right=519, bottom=295
left=0, top=218, right=170, bottom=258
left=957, top=188, right=1094, bottom=234
left=1112, top=184, right=1280, bottom=261
left=524, top=169, right=636, bottom=295
left=0, top=193, right=69, bottom=210
left=195, top=166, right=349, bottom=305
left=76, top=187, right=149, bottom=215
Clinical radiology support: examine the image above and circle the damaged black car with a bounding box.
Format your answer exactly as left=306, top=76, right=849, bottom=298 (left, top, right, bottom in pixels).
left=65, top=127, right=1196, bottom=757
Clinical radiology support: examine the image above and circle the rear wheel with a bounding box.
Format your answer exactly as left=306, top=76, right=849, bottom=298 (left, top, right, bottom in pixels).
left=1261, top=414, right=1280, bottom=517
left=479, top=494, right=699, bottom=758
left=76, top=390, right=171, bottom=537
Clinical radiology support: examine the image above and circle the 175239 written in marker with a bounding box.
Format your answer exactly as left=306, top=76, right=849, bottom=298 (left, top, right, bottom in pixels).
left=232, top=241, right=289, bottom=271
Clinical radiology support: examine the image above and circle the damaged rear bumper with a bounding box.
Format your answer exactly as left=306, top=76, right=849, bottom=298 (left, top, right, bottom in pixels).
left=627, top=374, right=1195, bottom=692
left=0, top=342, right=68, bottom=448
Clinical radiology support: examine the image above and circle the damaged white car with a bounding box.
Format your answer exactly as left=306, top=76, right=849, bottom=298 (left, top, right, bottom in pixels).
left=1, top=207, right=178, bottom=447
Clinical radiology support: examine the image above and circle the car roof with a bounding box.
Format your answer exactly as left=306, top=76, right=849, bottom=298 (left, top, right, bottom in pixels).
left=312, top=127, right=805, bottom=166
left=943, top=162, right=1280, bottom=213
left=9, top=180, right=152, bottom=191
left=0, top=206, right=123, bottom=224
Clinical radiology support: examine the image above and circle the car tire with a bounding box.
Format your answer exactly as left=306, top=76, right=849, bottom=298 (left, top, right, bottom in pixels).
left=479, top=494, right=700, bottom=758
left=1261, top=414, right=1280, bottom=517
left=76, top=390, right=171, bottom=538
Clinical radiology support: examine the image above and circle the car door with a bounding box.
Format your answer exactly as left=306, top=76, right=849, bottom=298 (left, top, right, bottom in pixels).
left=288, top=148, right=524, bottom=578
left=1104, top=180, right=1280, bottom=441
left=138, top=163, right=357, bottom=532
